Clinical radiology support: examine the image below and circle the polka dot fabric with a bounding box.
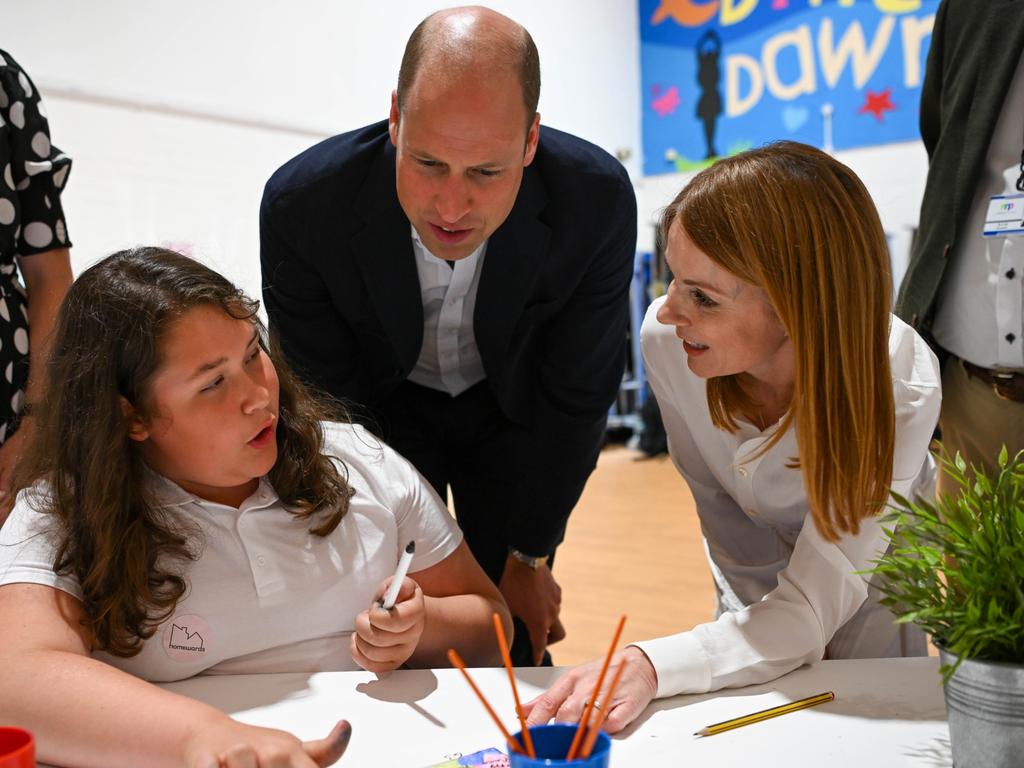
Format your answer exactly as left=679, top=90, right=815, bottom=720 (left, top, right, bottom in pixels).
left=0, top=49, right=73, bottom=442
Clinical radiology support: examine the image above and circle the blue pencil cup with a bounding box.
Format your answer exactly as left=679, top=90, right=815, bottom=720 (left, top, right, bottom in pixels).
left=508, top=723, right=611, bottom=767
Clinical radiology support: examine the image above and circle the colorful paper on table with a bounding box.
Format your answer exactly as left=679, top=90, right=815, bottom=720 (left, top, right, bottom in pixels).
left=425, top=747, right=509, bottom=767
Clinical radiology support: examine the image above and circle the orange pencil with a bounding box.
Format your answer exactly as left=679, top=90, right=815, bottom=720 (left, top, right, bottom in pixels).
left=448, top=648, right=526, bottom=755
left=565, top=614, right=627, bottom=761
left=579, top=659, right=628, bottom=759
left=492, top=613, right=535, bottom=758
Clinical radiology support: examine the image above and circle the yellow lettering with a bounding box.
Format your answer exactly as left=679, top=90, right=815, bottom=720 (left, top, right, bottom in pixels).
left=726, top=53, right=764, bottom=117
left=763, top=25, right=817, bottom=101
left=721, top=0, right=758, bottom=26
left=818, top=16, right=895, bottom=89
left=876, top=0, right=921, bottom=13
left=900, top=14, right=935, bottom=88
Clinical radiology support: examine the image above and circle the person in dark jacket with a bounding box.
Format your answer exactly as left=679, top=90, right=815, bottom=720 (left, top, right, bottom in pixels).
left=260, top=6, right=637, bottom=665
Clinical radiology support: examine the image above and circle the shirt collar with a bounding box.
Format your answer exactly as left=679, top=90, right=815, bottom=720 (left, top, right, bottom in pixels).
left=410, top=225, right=487, bottom=266
left=145, top=468, right=279, bottom=512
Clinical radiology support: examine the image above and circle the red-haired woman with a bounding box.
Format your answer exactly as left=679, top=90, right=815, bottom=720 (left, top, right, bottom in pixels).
left=526, top=142, right=941, bottom=733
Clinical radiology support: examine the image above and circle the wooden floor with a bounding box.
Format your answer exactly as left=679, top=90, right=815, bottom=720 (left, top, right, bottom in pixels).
left=549, top=445, right=716, bottom=665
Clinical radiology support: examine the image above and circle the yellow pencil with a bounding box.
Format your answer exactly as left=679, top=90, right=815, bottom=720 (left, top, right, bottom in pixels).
left=694, top=691, right=835, bottom=737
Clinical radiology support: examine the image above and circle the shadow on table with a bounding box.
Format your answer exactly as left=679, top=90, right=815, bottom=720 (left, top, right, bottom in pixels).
left=163, top=672, right=317, bottom=714
left=357, top=669, right=445, bottom=728
left=167, top=668, right=450, bottom=729
left=903, top=735, right=952, bottom=767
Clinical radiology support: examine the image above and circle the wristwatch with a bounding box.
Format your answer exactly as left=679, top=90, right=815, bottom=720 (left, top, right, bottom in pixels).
left=508, top=547, right=549, bottom=570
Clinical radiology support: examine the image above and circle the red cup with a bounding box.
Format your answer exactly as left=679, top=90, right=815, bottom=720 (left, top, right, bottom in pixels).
left=0, top=727, right=34, bottom=768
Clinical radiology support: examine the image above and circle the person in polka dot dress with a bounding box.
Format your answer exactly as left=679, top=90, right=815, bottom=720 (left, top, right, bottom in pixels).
left=0, top=49, right=73, bottom=525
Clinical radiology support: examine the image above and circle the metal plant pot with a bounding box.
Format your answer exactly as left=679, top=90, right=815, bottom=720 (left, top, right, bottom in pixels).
left=939, top=648, right=1024, bottom=767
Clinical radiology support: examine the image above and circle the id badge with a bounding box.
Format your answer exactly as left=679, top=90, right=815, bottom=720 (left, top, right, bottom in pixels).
left=983, top=194, right=1024, bottom=237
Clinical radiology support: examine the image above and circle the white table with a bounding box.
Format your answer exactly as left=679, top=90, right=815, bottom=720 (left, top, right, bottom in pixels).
left=156, top=657, right=951, bottom=767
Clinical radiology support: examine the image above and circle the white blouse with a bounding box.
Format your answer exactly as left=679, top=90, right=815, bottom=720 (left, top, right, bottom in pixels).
left=634, top=302, right=942, bottom=697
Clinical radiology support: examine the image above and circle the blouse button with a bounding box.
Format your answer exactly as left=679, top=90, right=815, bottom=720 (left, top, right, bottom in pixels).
left=737, top=467, right=749, bottom=477
left=256, top=555, right=267, bottom=567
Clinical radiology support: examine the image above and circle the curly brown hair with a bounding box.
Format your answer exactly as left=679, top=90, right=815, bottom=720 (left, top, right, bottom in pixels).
left=15, top=247, right=354, bottom=656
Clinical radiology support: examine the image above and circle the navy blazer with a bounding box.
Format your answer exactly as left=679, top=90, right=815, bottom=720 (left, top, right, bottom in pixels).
left=260, top=120, right=637, bottom=554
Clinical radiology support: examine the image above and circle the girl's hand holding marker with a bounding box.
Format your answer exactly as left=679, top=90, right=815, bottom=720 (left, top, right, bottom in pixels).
left=350, top=542, right=422, bottom=673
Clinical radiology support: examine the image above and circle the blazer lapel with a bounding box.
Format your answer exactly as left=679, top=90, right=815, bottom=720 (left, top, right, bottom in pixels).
left=475, top=167, right=551, bottom=370
left=352, top=142, right=424, bottom=374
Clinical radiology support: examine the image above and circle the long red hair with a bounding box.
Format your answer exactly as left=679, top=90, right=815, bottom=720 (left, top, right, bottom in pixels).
left=662, top=142, right=895, bottom=542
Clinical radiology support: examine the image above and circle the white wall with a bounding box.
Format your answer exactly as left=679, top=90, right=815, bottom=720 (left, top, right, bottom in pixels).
left=4, top=0, right=927, bottom=301
left=635, top=140, right=929, bottom=294
left=2, top=0, right=642, bottom=299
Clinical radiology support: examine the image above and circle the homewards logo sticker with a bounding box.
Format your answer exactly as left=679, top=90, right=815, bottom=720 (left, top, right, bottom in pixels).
left=163, top=614, right=212, bottom=662
left=169, top=623, right=205, bottom=651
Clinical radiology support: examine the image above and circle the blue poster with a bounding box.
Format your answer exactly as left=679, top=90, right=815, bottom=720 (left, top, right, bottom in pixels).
left=640, top=0, right=940, bottom=176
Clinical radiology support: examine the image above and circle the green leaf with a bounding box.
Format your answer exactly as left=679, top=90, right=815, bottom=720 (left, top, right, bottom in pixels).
left=868, top=448, right=1024, bottom=664
left=954, top=452, right=967, bottom=474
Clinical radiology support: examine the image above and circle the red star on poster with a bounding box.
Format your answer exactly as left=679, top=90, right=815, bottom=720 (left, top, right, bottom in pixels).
left=858, top=88, right=896, bottom=122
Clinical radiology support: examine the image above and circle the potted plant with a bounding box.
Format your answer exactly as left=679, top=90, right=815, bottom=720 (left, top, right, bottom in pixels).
left=869, top=447, right=1024, bottom=768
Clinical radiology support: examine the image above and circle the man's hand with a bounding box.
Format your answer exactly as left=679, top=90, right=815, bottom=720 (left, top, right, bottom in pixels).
left=498, top=553, right=565, bottom=665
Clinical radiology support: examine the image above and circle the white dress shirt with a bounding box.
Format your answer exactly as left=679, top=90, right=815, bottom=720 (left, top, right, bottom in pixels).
left=0, top=422, right=462, bottom=682
left=932, top=53, right=1024, bottom=370
left=634, top=303, right=941, bottom=697
left=407, top=227, right=487, bottom=396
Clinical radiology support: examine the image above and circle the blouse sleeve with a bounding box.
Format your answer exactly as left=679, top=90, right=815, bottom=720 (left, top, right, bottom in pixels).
left=0, top=49, right=73, bottom=258
left=633, top=308, right=942, bottom=698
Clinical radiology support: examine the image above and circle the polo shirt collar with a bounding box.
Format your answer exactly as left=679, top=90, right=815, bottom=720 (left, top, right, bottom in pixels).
left=145, top=468, right=279, bottom=513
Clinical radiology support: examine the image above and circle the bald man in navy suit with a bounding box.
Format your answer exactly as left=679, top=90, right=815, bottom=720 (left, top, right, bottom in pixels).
left=261, top=6, right=636, bottom=666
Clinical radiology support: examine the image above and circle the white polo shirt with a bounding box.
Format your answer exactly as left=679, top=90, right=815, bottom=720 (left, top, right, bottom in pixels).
left=0, top=422, right=462, bottom=682
left=635, top=303, right=941, bottom=697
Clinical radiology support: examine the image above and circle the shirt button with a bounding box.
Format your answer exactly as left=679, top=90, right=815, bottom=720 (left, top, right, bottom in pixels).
left=1007, top=268, right=1017, bottom=280
left=1007, top=333, right=1017, bottom=344
left=447, top=298, right=458, bottom=307
left=737, top=467, right=749, bottom=477
left=256, top=555, right=266, bottom=567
